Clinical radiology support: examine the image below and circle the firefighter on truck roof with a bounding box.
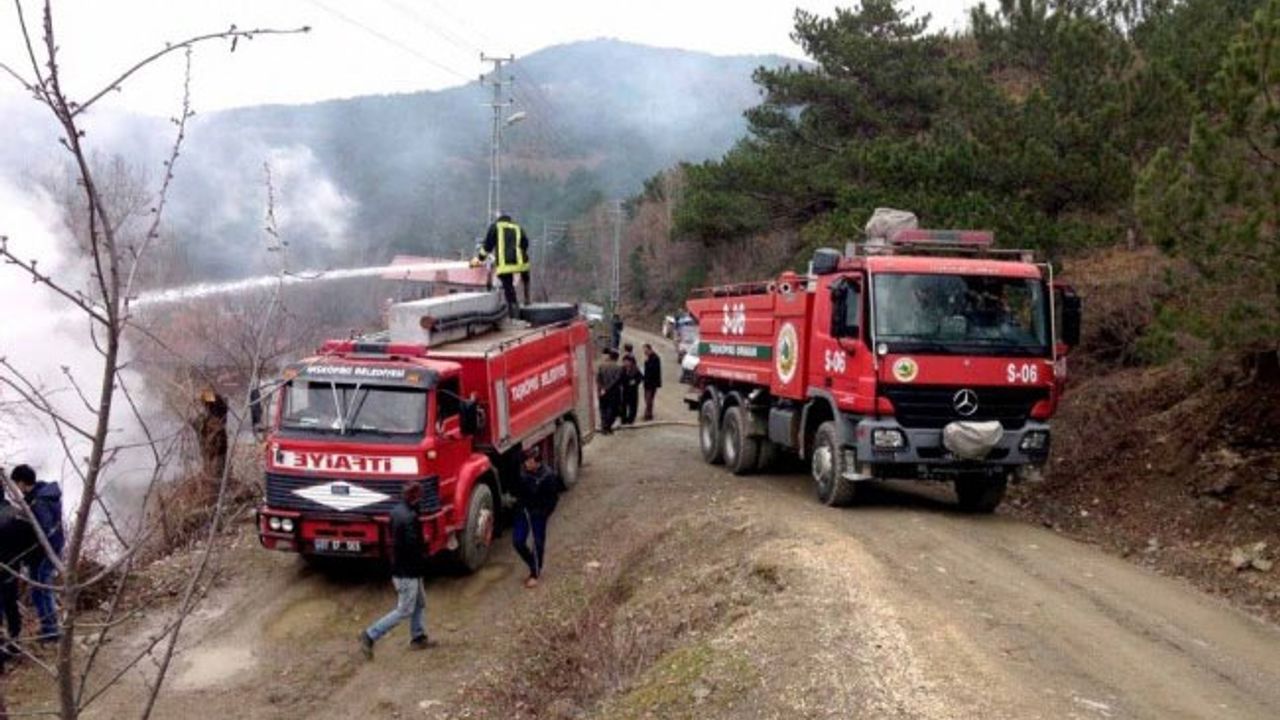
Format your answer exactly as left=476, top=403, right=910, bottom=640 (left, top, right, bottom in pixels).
left=471, top=213, right=531, bottom=318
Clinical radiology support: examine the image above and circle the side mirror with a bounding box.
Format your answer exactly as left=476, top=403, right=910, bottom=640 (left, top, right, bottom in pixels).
left=459, top=400, right=481, bottom=436
left=1058, top=288, right=1082, bottom=348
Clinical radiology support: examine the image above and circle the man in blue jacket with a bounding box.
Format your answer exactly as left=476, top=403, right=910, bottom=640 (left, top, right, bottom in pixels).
left=512, top=447, right=561, bottom=589
left=12, top=464, right=63, bottom=643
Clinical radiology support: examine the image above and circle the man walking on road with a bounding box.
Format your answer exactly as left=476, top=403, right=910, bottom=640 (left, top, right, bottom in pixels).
left=472, top=213, right=532, bottom=318
left=12, top=465, right=62, bottom=643
left=596, top=349, right=623, bottom=434
left=512, top=448, right=561, bottom=589
left=359, top=482, right=432, bottom=659
left=642, top=343, right=662, bottom=421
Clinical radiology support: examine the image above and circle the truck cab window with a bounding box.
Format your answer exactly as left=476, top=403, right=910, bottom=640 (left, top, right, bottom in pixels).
left=832, top=280, right=861, bottom=338
left=436, top=378, right=461, bottom=433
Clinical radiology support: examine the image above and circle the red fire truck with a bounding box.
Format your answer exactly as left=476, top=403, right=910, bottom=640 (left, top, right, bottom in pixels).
left=257, top=296, right=596, bottom=571
left=685, top=230, right=1081, bottom=512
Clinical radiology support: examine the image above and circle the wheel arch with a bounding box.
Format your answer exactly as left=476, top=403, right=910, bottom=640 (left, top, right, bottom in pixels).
left=800, top=392, right=840, bottom=460
left=453, top=454, right=499, bottom=517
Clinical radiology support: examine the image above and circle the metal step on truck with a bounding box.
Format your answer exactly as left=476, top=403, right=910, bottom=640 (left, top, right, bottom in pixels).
left=257, top=292, right=597, bottom=571
left=685, top=221, right=1082, bottom=512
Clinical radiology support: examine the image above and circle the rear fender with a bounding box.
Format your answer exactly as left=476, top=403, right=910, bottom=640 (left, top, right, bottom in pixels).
left=699, top=386, right=725, bottom=422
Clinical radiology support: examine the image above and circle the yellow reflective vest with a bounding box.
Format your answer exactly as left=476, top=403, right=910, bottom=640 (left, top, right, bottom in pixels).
left=479, top=220, right=530, bottom=275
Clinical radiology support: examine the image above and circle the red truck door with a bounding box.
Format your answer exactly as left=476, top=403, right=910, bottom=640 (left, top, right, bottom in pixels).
left=807, top=273, right=877, bottom=415
left=432, top=377, right=468, bottom=510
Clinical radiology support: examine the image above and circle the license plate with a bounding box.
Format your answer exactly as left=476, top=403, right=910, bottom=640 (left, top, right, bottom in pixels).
left=313, top=539, right=362, bottom=553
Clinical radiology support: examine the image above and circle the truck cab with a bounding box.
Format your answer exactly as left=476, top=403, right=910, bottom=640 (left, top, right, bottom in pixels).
left=686, top=230, right=1081, bottom=512
left=258, top=349, right=494, bottom=568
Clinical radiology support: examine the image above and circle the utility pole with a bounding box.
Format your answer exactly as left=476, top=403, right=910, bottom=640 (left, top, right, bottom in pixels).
left=480, top=53, right=515, bottom=222
left=610, top=200, right=622, bottom=313
left=539, top=219, right=569, bottom=301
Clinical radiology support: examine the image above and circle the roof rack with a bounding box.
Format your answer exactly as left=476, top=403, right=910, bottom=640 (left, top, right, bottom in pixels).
left=850, top=228, right=1037, bottom=261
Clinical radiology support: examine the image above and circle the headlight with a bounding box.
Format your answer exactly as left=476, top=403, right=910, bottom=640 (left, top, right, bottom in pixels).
left=873, top=429, right=906, bottom=449
left=268, top=516, right=282, bottom=531
left=281, top=518, right=295, bottom=533
left=1019, top=431, right=1049, bottom=451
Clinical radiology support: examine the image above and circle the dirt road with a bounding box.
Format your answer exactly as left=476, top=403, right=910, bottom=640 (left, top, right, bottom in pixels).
left=20, top=328, right=1280, bottom=719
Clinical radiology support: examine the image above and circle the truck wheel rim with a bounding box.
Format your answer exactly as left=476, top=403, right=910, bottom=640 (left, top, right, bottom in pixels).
left=478, top=507, right=494, bottom=547
left=700, top=411, right=714, bottom=450
left=812, top=445, right=833, bottom=492
left=724, top=419, right=737, bottom=464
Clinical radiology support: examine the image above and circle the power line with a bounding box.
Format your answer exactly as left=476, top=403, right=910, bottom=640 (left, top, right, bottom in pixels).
left=420, top=0, right=497, bottom=50
left=375, top=0, right=480, bottom=56
left=303, top=0, right=472, bottom=82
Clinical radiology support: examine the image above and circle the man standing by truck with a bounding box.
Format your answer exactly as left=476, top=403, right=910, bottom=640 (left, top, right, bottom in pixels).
left=472, top=213, right=531, bottom=318
left=512, top=448, right=561, bottom=588
left=358, top=482, right=431, bottom=658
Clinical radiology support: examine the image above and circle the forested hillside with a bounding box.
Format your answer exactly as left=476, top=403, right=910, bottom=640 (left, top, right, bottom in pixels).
left=595, top=0, right=1277, bottom=360
left=167, top=39, right=789, bottom=278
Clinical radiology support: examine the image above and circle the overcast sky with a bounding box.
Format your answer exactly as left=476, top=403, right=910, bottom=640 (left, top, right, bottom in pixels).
left=0, top=0, right=974, bottom=117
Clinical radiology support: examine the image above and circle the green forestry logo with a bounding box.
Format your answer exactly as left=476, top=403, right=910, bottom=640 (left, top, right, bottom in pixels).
left=776, top=322, right=799, bottom=383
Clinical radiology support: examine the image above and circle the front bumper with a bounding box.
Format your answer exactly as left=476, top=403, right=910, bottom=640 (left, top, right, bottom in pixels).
left=852, top=417, right=1050, bottom=478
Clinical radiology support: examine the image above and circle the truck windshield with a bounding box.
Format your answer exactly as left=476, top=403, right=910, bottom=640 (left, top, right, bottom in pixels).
left=280, top=380, right=427, bottom=435
left=873, top=273, right=1049, bottom=356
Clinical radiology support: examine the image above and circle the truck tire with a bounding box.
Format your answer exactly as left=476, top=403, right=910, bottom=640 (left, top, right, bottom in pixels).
left=812, top=421, right=858, bottom=507
left=453, top=483, right=495, bottom=573
left=519, top=303, right=577, bottom=326
left=554, top=421, right=582, bottom=490
left=955, top=475, right=1007, bottom=514
left=699, top=398, right=723, bottom=465
left=721, top=406, right=760, bottom=476
left=756, top=438, right=778, bottom=472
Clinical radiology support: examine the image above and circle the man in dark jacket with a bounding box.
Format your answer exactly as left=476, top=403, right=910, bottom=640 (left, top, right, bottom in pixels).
left=12, top=465, right=62, bottom=643
left=596, top=349, right=623, bottom=434
left=611, top=314, right=624, bottom=349
left=358, top=482, right=431, bottom=659
left=642, top=343, right=663, bottom=421
left=619, top=355, right=642, bottom=426
left=193, top=390, right=229, bottom=482
left=512, top=448, right=561, bottom=588
left=472, top=213, right=532, bottom=317
left=0, top=488, right=37, bottom=660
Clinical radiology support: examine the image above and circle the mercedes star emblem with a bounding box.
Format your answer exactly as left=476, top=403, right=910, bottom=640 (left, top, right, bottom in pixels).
left=953, top=388, right=979, bottom=417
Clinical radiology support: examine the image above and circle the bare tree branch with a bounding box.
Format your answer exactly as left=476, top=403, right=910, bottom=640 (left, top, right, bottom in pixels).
left=71, top=25, right=311, bottom=119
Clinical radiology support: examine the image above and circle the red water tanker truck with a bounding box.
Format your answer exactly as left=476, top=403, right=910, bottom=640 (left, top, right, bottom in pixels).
left=257, top=294, right=596, bottom=571
left=685, top=229, right=1081, bottom=512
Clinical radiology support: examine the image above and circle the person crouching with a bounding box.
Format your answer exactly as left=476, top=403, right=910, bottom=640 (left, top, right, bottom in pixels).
left=512, top=447, right=561, bottom=589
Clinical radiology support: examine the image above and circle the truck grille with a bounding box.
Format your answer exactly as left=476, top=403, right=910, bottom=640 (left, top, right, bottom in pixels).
left=880, top=386, right=1048, bottom=430
left=265, top=473, right=441, bottom=515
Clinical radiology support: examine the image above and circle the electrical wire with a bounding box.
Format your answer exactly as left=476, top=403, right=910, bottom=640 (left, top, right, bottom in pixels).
left=302, top=0, right=473, bottom=82
left=376, top=0, right=481, bottom=57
